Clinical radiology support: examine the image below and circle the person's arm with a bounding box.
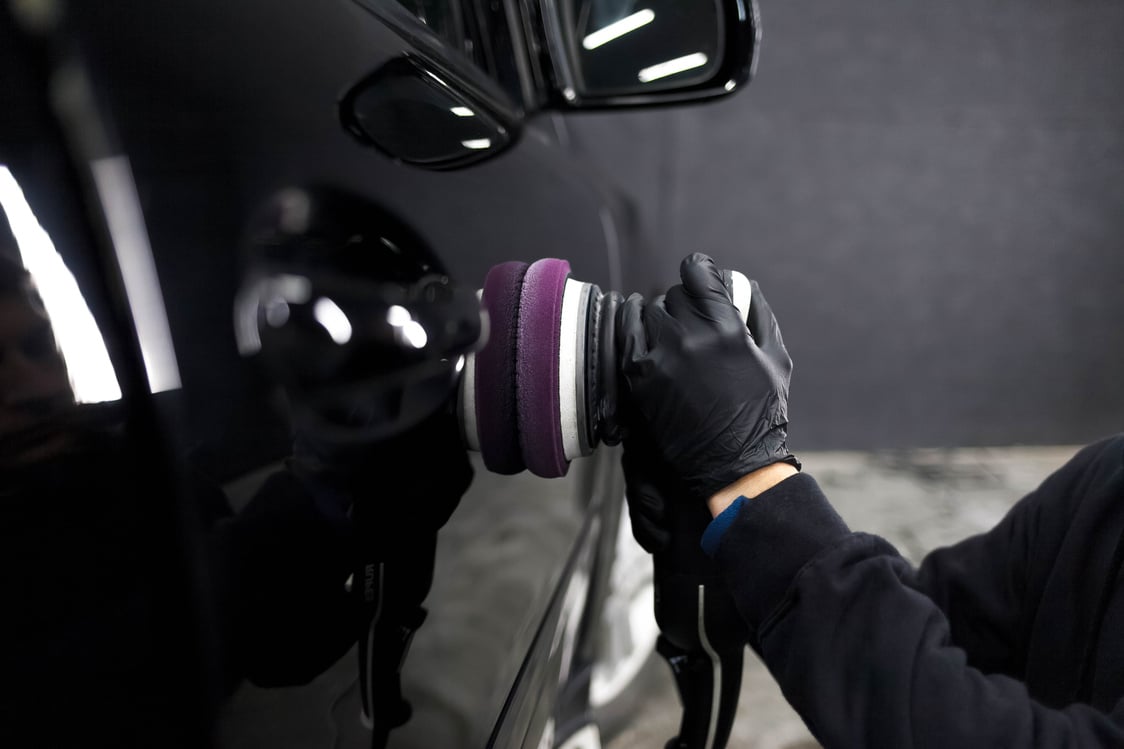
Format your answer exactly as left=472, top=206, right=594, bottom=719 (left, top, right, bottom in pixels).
left=701, top=459, right=1032, bottom=681
left=617, top=255, right=1124, bottom=746
left=206, top=404, right=472, bottom=692
left=708, top=468, right=1124, bottom=748
left=905, top=436, right=1121, bottom=682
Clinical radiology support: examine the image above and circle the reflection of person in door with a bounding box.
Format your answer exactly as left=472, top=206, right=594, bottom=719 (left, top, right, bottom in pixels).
left=0, top=251, right=77, bottom=469
left=0, top=215, right=471, bottom=748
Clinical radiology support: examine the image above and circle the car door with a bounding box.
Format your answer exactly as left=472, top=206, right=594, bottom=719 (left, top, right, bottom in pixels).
left=2, top=0, right=754, bottom=746
left=55, top=2, right=636, bottom=747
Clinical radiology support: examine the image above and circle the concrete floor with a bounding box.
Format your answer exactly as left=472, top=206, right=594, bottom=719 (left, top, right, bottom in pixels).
left=606, top=444, right=1081, bottom=749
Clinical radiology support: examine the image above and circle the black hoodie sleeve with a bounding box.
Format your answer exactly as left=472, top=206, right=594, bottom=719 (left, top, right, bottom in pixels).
left=710, top=441, right=1124, bottom=748
left=907, top=438, right=1121, bottom=682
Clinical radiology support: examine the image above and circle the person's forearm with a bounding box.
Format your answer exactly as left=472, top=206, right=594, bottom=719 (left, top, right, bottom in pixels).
left=708, top=470, right=1124, bottom=748
left=746, top=535, right=1124, bottom=747
left=707, top=461, right=799, bottom=517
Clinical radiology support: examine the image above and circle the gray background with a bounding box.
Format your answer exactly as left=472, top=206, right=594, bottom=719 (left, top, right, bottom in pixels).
left=565, top=0, right=1124, bottom=450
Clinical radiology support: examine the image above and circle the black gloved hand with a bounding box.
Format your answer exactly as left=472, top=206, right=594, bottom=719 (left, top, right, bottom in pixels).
left=618, top=253, right=796, bottom=503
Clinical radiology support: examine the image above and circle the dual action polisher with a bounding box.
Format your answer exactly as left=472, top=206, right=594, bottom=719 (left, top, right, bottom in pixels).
left=458, top=258, right=751, bottom=478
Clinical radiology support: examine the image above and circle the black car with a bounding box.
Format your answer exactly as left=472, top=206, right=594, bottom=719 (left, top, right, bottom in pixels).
left=1, top=1, right=757, bottom=747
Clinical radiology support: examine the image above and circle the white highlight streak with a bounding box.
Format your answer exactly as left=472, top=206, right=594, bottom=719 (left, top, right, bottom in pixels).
left=637, top=52, right=709, bottom=83
left=313, top=297, right=352, bottom=344
left=91, top=156, right=181, bottom=392
left=582, top=9, right=655, bottom=50
left=387, top=304, right=411, bottom=326
left=0, top=166, right=121, bottom=403
left=450, top=106, right=475, bottom=117
left=460, top=351, right=479, bottom=451
left=460, top=138, right=492, bottom=150
left=729, top=270, right=752, bottom=323
left=697, top=585, right=722, bottom=749
left=402, top=321, right=427, bottom=349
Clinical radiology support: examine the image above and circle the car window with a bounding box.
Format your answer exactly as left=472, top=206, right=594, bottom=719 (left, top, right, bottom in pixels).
left=388, top=0, right=526, bottom=106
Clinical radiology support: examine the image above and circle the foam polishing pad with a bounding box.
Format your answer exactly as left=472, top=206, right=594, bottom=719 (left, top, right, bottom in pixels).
left=474, top=261, right=529, bottom=474
left=516, top=258, right=572, bottom=478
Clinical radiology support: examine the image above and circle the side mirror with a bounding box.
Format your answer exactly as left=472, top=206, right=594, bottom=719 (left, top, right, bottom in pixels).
left=537, top=0, right=760, bottom=108
left=342, top=0, right=758, bottom=170
left=340, top=57, right=518, bottom=170
left=350, top=0, right=759, bottom=116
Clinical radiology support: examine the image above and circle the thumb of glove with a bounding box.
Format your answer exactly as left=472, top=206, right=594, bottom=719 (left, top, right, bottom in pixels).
left=680, top=253, right=731, bottom=302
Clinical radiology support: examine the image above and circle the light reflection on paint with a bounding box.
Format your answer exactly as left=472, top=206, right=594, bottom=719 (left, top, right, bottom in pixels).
left=90, top=156, right=181, bottom=392
left=402, top=320, right=427, bottom=349
left=386, top=304, right=427, bottom=349
left=387, top=304, right=411, bottom=326
left=0, top=166, right=122, bottom=403
left=313, top=297, right=352, bottom=344
left=265, top=299, right=290, bottom=327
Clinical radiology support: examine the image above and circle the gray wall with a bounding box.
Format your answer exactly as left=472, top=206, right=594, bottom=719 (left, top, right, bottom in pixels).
left=567, top=0, right=1124, bottom=449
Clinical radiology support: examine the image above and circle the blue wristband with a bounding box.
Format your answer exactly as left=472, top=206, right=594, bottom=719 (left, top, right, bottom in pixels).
left=701, top=496, right=747, bottom=557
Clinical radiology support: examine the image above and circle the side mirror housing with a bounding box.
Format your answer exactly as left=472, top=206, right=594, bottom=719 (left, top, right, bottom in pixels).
left=342, top=0, right=759, bottom=170
left=534, top=0, right=760, bottom=108
left=340, top=57, right=517, bottom=170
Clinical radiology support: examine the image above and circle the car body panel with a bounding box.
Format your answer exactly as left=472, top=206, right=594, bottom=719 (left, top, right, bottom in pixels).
left=3, top=0, right=656, bottom=745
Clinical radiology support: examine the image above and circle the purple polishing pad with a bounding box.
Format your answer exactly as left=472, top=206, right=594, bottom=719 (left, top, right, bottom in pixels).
left=475, top=261, right=529, bottom=474
left=516, top=258, right=571, bottom=478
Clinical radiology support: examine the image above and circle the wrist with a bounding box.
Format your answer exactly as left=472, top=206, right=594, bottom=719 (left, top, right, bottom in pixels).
left=706, top=461, right=799, bottom=518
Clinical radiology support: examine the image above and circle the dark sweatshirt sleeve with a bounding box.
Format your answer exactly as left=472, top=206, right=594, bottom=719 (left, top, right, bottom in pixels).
left=712, top=472, right=1124, bottom=748
left=912, top=437, right=1124, bottom=682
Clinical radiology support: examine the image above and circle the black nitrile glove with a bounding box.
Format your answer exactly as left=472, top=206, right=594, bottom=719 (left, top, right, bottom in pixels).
left=618, top=253, right=797, bottom=503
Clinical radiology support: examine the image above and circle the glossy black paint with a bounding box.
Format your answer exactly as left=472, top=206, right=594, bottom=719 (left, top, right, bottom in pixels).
left=2, top=1, right=640, bottom=747
left=235, top=184, right=484, bottom=442
left=486, top=447, right=621, bottom=748
left=1, top=11, right=218, bottom=745
left=3, top=0, right=762, bottom=744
